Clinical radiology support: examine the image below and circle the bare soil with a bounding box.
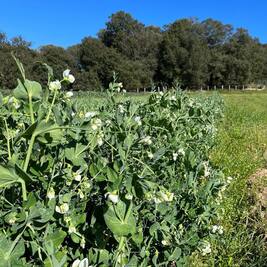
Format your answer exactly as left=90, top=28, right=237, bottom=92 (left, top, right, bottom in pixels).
left=248, top=168, right=267, bottom=241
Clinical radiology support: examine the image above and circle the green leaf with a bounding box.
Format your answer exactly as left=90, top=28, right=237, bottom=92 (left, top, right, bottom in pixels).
left=132, top=226, right=143, bottom=245
left=46, top=230, right=67, bottom=248
left=0, top=234, right=25, bottom=266
left=24, top=79, right=42, bottom=100
left=34, top=120, right=60, bottom=136
left=12, top=52, right=26, bottom=81
left=65, top=143, right=87, bottom=166
left=0, top=165, right=20, bottom=188
left=42, top=63, right=54, bottom=82
left=89, top=248, right=110, bottom=265
left=106, top=167, right=118, bottom=183
left=149, top=222, right=160, bottom=236
left=14, top=79, right=27, bottom=100
left=126, top=255, right=138, bottom=267
left=13, top=79, right=42, bottom=101
left=104, top=201, right=136, bottom=236
left=169, top=247, right=181, bottom=261
left=15, top=164, right=34, bottom=184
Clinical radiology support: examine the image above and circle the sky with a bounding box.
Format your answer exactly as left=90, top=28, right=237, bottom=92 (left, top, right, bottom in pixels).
left=0, top=0, right=266, bottom=48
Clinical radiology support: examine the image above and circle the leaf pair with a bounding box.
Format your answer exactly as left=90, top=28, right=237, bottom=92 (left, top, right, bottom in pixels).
left=104, top=201, right=136, bottom=237
left=14, top=79, right=42, bottom=101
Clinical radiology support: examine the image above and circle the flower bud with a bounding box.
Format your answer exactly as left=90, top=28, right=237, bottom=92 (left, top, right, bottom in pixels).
left=49, top=80, right=61, bottom=91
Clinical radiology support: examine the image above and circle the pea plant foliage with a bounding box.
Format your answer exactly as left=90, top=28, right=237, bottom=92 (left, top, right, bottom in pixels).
left=0, top=57, right=226, bottom=266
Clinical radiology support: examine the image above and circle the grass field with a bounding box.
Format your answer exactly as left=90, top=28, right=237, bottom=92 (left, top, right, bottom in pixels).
left=75, top=90, right=267, bottom=266
left=208, top=92, right=267, bottom=266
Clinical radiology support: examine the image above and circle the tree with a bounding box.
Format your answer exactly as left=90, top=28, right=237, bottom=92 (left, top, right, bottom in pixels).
left=0, top=34, right=36, bottom=89
left=158, top=19, right=209, bottom=88
left=222, top=28, right=262, bottom=85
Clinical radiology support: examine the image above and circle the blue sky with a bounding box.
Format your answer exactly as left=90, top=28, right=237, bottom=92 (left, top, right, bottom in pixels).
left=0, top=0, right=266, bottom=48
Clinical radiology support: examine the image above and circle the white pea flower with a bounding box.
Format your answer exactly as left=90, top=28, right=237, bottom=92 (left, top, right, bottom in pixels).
left=6, top=212, right=17, bottom=225
left=72, top=258, right=89, bottom=267
left=211, top=225, right=218, bottom=233
left=63, top=69, right=75, bottom=83
left=211, top=225, right=224, bottom=235
left=49, top=80, right=61, bottom=91
left=63, top=69, right=70, bottom=77
left=79, top=111, right=85, bottom=118
left=118, top=104, right=125, bottom=114
left=122, top=89, right=126, bottom=93
left=147, top=151, right=154, bottom=159
left=9, top=97, right=21, bottom=109
left=125, top=193, right=133, bottom=200
left=227, top=176, right=233, bottom=184
left=55, top=203, right=69, bottom=214
left=73, top=170, right=82, bottom=182
left=78, top=189, right=85, bottom=199
left=203, top=162, right=210, bottom=177
left=105, top=192, right=119, bottom=204
left=8, top=96, right=14, bottom=104
left=91, top=118, right=102, bottom=131
left=97, top=138, right=104, bottom=146
left=74, top=174, right=81, bottom=182
left=188, top=99, right=194, bottom=107
left=80, top=236, right=86, bottom=249
left=8, top=218, right=16, bottom=225
left=145, top=192, right=153, bottom=201
left=85, top=111, right=97, bottom=118
left=118, top=82, right=123, bottom=88
left=14, top=100, right=21, bottom=109
left=68, top=225, right=77, bottom=234
left=71, top=111, right=76, bottom=117
left=218, top=226, right=224, bottom=235
left=72, top=259, right=81, bottom=267
left=201, top=242, right=211, bottom=256
left=105, top=120, right=112, bottom=126
left=96, top=132, right=104, bottom=146
left=161, top=240, right=170, bottom=246
left=66, top=91, right=74, bottom=98
left=64, top=216, right=71, bottom=223
left=159, top=191, right=174, bottom=202
left=134, top=116, right=142, bottom=126
left=178, top=148, right=185, bottom=156
left=204, top=169, right=210, bottom=177
left=47, top=187, right=55, bottom=200
left=154, top=197, right=162, bottom=204
left=141, top=136, right=152, bottom=145
left=83, top=181, right=91, bottom=189
left=173, top=152, right=178, bottom=161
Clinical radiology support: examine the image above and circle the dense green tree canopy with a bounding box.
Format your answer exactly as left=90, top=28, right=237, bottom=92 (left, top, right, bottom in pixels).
left=0, top=11, right=267, bottom=91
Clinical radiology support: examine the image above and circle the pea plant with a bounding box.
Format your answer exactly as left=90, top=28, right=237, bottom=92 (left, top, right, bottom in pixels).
left=0, top=57, right=225, bottom=266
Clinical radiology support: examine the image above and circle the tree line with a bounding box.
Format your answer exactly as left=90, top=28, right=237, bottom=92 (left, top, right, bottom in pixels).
left=1, top=11, right=267, bottom=91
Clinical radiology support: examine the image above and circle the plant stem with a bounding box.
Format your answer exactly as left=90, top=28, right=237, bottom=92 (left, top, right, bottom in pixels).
left=115, top=237, right=125, bottom=267
left=19, top=179, right=27, bottom=201
left=23, top=134, right=35, bottom=172
left=46, top=91, right=57, bottom=122
left=28, top=95, right=35, bottom=124
left=4, top=119, right=11, bottom=160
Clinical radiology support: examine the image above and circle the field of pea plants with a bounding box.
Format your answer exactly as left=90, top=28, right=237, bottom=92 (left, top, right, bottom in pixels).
left=0, top=58, right=267, bottom=267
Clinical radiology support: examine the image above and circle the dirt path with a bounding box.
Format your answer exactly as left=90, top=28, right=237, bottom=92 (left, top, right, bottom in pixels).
left=248, top=168, right=267, bottom=241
